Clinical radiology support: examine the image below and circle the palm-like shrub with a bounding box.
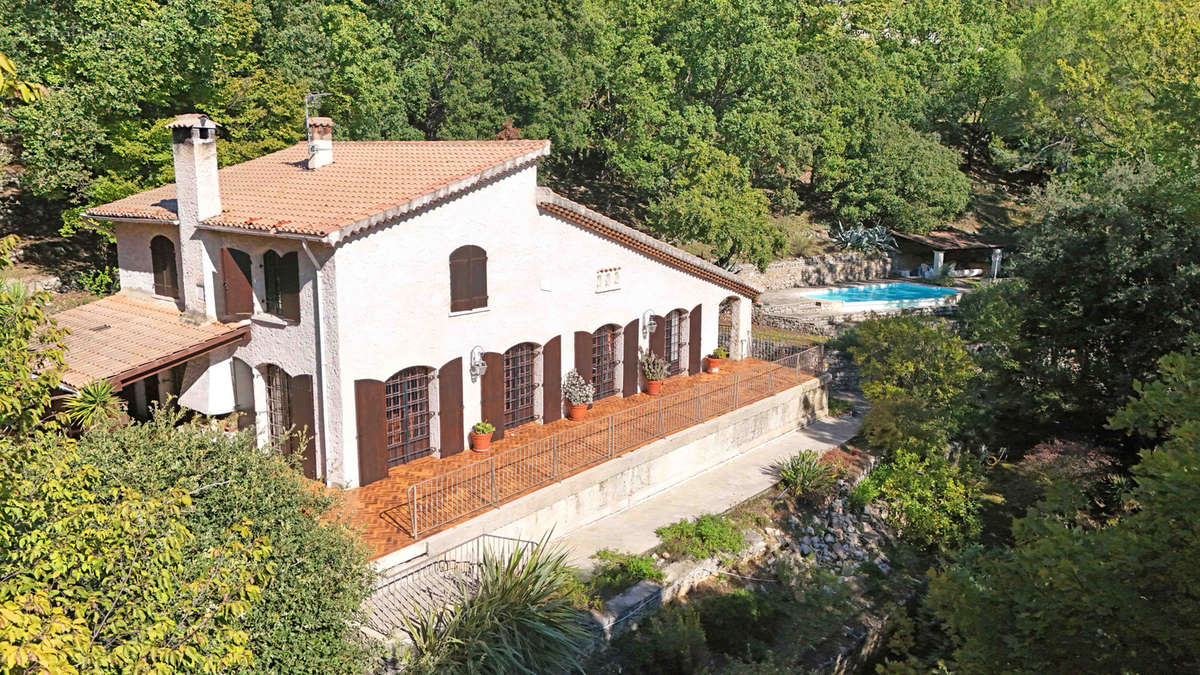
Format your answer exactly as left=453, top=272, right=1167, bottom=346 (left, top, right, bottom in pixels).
left=403, top=539, right=589, bottom=674
left=62, top=379, right=125, bottom=430
left=773, top=450, right=836, bottom=503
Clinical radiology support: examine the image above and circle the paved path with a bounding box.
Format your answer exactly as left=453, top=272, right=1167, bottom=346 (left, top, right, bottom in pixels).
left=558, top=412, right=862, bottom=568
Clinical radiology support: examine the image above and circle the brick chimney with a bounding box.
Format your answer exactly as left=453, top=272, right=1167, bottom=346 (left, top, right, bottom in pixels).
left=168, top=113, right=221, bottom=316
left=307, top=116, right=334, bottom=169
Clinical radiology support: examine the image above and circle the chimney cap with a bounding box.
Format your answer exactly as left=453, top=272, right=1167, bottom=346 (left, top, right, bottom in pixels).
left=308, top=116, right=335, bottom=128
left=167, top=113, right=221, bottom=129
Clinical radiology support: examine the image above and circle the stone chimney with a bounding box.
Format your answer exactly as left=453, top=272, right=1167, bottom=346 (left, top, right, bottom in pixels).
left=168, top=113, right=222, bottom=317
left=307, top=117, right=334, bottom=169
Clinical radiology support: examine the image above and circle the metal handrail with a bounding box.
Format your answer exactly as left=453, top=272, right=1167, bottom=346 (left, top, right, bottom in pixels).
left=406, top=341, right=823, bottom=537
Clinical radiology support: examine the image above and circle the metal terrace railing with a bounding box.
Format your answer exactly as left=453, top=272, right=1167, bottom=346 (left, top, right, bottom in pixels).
left=405, top=342, right=824, bottom=538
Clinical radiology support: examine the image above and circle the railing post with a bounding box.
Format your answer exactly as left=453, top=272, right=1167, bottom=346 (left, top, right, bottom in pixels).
left=410, top=484, right=419, bottom=538
left=733, top=373, right=740, bottom=409
left=697, top=388, right=703, bottom=421
left=608, top=415, right=615, bottom=457
left=489, top=457, right=497, bottom=505
left=657, top=398, right=664, bottom=437
left=767, top=365, right=774, bottom=393
left=551, top=436, right=558, bottom=479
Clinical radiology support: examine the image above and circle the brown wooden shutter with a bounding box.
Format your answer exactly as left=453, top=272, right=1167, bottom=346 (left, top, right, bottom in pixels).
left=689, top=304, right=703, bottom=376
left=354, top=379, right=388, bottom=486
left=573, top=331, right=592, bottom=384
left=542, top=336, right=562, bottom=422
left=438, top=358, right=465, bottom=456
left=480, top=351, right=505, bottom=439
left=450, top=246, right=488, bottom=312
left=650, top=315, right=666, bottom=359
left=221, top=248, right=254, bottom=319
left=623, top=319, right=639, bottom=396
left=151, top=236, right=179, bottom=298
left=279, top=252, right=301, bottom=322
left=290, top=374, right=318, bottom=479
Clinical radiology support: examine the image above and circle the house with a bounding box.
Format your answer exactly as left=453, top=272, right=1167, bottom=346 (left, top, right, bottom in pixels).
left=68, top=113, right=763, bottom=492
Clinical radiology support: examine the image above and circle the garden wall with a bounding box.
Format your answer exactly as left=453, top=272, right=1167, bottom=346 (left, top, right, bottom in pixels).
left=735, top=252, right=892, bottom=290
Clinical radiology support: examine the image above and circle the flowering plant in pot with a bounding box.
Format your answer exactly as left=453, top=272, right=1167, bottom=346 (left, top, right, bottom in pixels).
left=640, top=351, right=669, bottom=395
left=706, top=345, right=729, bottom=374
left=470, top=421, right=496, bottom=451
left=563, top=369, right=595, bottom=421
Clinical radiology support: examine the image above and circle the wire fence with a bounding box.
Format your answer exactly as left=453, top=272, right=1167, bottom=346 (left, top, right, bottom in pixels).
left=406, top=341, right=824, bottom=538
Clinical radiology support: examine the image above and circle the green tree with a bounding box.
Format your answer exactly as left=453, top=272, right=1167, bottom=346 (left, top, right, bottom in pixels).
left=930, top=346, right=1200, bottom=672
left=846, top=315, right=976, bottom=410
left=0, top=235, right=65, bottom=435
left=647, top=142, right=784, bottom=268
left=0, top=52, right=43, bottom=101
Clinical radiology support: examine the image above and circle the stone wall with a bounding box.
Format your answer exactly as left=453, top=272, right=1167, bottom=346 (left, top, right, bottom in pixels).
left=753, top=304, right=958, bottom=339
left=735, top=252, right=892, bottom=290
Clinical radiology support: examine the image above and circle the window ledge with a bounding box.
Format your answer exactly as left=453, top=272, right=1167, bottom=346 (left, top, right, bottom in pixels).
left=251, top=313, right=297, bottom=328
left=448, top=307, right=489, bottom=318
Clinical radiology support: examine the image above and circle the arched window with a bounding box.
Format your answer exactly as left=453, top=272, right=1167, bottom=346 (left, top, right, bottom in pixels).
left=264, top=250, right=300, bottom=321
left=150, top=235, right=178, bottom=298
left=591, top=324, right=621, bottom=400
left=449, top=245, right=487, bottom=312
left=384, top=366, right=434, bottom=465
left=503, top=342, right=537, bottom=427
left=263, top=364, right=294, bottom=453
left=664, top=309, right=687, bottom=376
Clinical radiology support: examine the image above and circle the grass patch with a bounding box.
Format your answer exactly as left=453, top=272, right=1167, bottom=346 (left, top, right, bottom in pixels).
left=828, top=397, right=854, bottom=417
left=589, top=549, right=664, bottom=599
left=656, top=514, right=745, bottom=560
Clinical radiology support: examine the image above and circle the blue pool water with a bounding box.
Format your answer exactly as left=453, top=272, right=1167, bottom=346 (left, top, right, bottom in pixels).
left=803, top=283, right=961, bottom=308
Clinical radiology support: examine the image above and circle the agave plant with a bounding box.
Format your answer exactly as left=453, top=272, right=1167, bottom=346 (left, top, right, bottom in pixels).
left=829, top=223, right=897, bottom=255
left=773, top=450, right=837, bottom=504
left=62, top=379, right=125, bottom=430
left=402, top=538, right=590, bottom=674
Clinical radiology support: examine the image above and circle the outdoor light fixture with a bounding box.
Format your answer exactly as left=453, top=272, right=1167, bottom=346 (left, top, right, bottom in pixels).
left=469, top=346, right=487, bottom=382
left=641, top=310, right=657, bottom=339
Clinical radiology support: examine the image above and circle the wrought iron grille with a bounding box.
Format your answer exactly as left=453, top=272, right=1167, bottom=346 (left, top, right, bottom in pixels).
left=664, top=309, right=686, bottom=376
left=385, top=367, right=433, bottom=465
left=592, top=325, right=620, bottom=400
left=264, top=364, right=293, bottom=453
left=504, top=343, right=537, bottom=427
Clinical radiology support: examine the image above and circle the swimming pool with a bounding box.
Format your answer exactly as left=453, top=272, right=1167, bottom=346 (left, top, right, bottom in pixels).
left=803, top=283, right=962, bottom=312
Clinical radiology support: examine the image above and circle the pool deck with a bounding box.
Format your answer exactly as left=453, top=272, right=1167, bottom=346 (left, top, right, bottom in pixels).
left=760, top=278, right=966, bottom=315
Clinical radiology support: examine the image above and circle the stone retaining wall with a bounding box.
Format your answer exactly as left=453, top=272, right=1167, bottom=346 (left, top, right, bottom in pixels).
left=735, top=252, right=892, bottom=290
left=753, top=304, right=957, bottom=338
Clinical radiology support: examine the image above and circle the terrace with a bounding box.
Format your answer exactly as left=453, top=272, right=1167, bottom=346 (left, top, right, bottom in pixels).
left=341, top=344, right=824, bottom=559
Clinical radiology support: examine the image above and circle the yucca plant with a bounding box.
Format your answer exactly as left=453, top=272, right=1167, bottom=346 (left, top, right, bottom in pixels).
left=830, top=223, right=897, bottom=255
left=402, top=538, right=590, bottom=674
left=62, top=379, right=125, bottom=430
left=773, top=450, right=836, bottom=504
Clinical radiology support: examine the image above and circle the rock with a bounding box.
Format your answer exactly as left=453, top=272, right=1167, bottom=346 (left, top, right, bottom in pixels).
left=800, top=543, right=812, bottom=555
left=824, top=533, right=835, bottom=543
left=805, top=526, right=815, bottom=536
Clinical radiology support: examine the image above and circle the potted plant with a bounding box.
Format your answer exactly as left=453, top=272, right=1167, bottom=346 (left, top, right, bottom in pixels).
left=563, top=369, right=595, bottom=421
left=470, top=421, right=496, bottom=451
left=705, top=345, right=729, bottom=374
left=640, top=350, right=669, bottom=395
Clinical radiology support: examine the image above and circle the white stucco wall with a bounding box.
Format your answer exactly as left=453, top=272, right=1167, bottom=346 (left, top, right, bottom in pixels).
left=330, top=165, right=751, bottom=487
left=114, top=221, right=183, bottom=304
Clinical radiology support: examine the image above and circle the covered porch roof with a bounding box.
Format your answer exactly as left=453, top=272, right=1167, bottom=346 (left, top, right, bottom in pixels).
left=890, top=228, right=1005, bottom=251
left=54, top=294, right=249, bottom=390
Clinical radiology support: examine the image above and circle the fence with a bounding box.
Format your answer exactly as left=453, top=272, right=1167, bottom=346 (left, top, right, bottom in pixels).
left=406, top=341, right=824, bottom=538
left=365, top=534, right=536, bottom=637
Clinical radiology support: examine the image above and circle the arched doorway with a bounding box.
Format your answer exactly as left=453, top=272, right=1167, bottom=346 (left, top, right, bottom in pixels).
left=384, top=366, right=436, bottom=465
left=503, top=342, right=538, bottom=428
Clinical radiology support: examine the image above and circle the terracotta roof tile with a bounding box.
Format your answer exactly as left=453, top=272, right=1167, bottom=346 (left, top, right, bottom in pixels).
left=84, top=140, right=550, bottom=237
left=55, top=295, right=248, bottom=389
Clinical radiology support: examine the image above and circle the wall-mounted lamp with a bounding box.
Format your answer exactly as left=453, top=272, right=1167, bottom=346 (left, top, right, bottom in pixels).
left=469, top=346, right=488, bottom=382
left=641, top=310, right=657, bottom=339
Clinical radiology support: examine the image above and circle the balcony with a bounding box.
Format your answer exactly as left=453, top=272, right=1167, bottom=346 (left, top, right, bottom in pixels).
left=341, top=344, right=824, bottom=560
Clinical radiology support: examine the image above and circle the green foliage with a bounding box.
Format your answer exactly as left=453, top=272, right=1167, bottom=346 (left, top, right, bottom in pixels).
left=589, top=549, right=664, bottom=599
left=847, top=316, right=976, bottom=411
left=827, top=397, right=854, bottom=417
left=0, top=52, right=43, bottom=102
left=655, top=514, right=744, bottom=560
left=772, top=450, right=836, bottom=504
left=640, top=350, right=670, bottom=382
left=610, top=604, right=709, bottom=675
left=930, top=346, right=1200, bottom=672
left=711, top=346, right=728, bottom=359
left=403, top=540, right=589, bottom=674
left=818, top=117, right=970, bottom=233
left=76, top=265, right=118, bottom=296
left=0, top=434, right=272, bottom=673
left=847, top=477, right=881, bottom=512
left=871, top=450, right=981, bottom=551
left=829, top=223, right=897, bottom=255
left=61, top=379, right=124, bottom=430
left=694, top=589, right=787, bottom=659
left=0, top=235, right=65, bottom=435
left=76, top=411, right=376, bottom=674
left=472, top=421, right=495, bottom=435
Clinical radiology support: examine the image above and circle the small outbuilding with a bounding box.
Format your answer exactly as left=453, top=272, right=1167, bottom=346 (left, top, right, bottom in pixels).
left=890, top=228, right=1006, bottom=279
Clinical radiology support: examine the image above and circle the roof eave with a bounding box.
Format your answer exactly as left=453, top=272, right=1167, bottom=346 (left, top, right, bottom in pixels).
left=82, top=214, right=179, bottom=226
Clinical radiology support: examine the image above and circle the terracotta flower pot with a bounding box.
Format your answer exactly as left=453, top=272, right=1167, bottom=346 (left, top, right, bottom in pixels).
left=645, top=379, right=664, bottom=396
left=705, top=356, right=724, bottom=374
left=470, top=431, right=493, bottom=451
left=567, top=403, right=588, bottom=421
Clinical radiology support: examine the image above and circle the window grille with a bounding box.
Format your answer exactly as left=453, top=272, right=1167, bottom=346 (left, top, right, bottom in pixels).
left=264, top=364, right=294, bottom=454
left=384, top=367, right=433, bottom=465
left=503, top=343, right=537, bottom=427
left=591, top=325, right=620, bottom=400
left=664, top=309, right=687, bottom=376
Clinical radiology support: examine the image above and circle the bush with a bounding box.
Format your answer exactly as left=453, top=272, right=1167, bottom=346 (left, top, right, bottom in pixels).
left=873, top=450, right=980, bottom=551
left=656, top=514, right=745, bottom=560
left=772, top=450, right=837, bottom=504
left=613, top=605, right=709, bottom=674
left=403, top=540, right=589, bottom=673
left=77, top=265, right=118, bottom=296
left=828, top=397, right=854, bottom=417
left=694, top=589, right=788, bottom=659
left=848, top=476, right=881, bottom=511
left=590, top=549, right=665, bottom=598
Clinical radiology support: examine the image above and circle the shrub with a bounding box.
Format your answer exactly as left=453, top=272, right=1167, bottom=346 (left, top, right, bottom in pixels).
left=590, top=549, right=665, bottom=599
left=77, top=265, right=118, bottom=296
left=828, top=397, right=854, bottom=416
left=563, top=368, right=595, bottom=406
left=612, top=605, right=709, bottom=674
left=403, top=540, right=589, bottom=674
left=641, top=350, right=670, bottom=381
left=829, top=223, right=897, bottom=255
left=772, top=450, right=837, bottom=503
left=873, top=450, right=980, bottom=550
left=656, top=514, right=744, bottom=560
left=848, top=476, right=881, bottom=511
left=472, top=420, right=495, bottom=434
left=694, top=589, right=788, bottom=659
